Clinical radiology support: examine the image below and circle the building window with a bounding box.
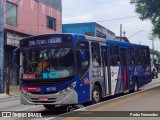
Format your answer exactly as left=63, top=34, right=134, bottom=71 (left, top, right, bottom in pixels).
left=47, top=16, right=56, bottom=30
left=6, top=2, right=17, bottom=26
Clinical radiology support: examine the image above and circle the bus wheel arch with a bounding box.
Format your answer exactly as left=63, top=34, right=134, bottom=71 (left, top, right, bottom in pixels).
left=92, top=82, right=102, bottom=104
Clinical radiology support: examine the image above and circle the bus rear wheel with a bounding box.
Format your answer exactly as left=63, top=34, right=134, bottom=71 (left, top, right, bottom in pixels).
left=92, top=85, right=101, bottom=104
left=43, top=105, right=55, bottom=110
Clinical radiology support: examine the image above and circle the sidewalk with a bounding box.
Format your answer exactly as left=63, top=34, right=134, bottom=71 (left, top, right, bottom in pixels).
left=0, top=85, right=19, bottom=100
left=0, top=93, right=10, bottom=100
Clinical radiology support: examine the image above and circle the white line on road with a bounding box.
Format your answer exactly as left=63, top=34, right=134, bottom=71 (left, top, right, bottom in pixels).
left=0, top=96, right=19, bottom=102
left=16, top=105, right=43, bottom=111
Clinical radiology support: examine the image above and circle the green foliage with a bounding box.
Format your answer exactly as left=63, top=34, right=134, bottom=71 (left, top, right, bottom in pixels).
left=150, top=49, right=160, bottom=63
left=131, top=0, right=160, bottom=38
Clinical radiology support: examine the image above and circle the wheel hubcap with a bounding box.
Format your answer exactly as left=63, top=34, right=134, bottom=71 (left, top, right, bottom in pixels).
left=135, top=83, right=137, bottom=91
left=93, top=91, right=99, bottom=103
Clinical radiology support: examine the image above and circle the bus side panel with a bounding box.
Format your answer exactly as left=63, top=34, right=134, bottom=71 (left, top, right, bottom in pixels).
left=76, top=72, right=90, bottom=104
left=122, top=66, right=128, bottom=90
left=136, top=65, right=144, bottom=87
left=142, top=65, right=152, bottom=85
left=115, top=66, right=123, bottom=94
left=114, top=65, right=128, bottom=94
left=110, top=66, right=120, bottom=95
left=129, top=65, right=136, bottom=90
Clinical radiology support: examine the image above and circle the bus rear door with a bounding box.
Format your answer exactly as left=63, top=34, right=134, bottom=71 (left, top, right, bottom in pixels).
left=101, top=46, right=111, bottom=95
left=120, top=48, right=129, bottom=92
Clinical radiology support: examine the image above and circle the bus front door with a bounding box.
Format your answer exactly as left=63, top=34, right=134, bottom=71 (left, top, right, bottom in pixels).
left=101, top=46, right=111, bottom=95
left=120, top=48, right=129, bottom=92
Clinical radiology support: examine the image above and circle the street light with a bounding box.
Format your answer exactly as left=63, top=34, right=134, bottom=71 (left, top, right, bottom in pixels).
left=149, top=34, right=155, bottom=67
left=128, top=30, right=145, bottom=38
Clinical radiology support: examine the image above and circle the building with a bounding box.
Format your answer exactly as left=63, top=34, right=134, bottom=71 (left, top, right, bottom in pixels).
left=62, top=22, right=115, bottom=40
left=115, top=36, right=130, bottom=42
left=0, top=0, right=62, bottom=92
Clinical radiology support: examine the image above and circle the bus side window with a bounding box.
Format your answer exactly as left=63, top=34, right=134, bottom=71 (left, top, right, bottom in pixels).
left=129, top=47, right=135, bottom=65
left=140, top=48, right=145, bottom=65
left=110, top=45, right=120, bottom=66
left=135, top=47, right=140, bottom=65
left=91, top=42, right=101, bottom=67
left=76, top=41, right=90, bottom=79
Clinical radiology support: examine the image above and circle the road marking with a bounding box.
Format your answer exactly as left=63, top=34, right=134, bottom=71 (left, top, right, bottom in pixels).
left=45, top=117, right=56, bottom=120
left=91, top=88, right=157, bottom=111
left=84, top=87, right=159, bottom=110
left=16, top=105, right=43, bottom=111
left=45, top=86, right=160, bottom=120
left=0, top=96, right=19, bottom=102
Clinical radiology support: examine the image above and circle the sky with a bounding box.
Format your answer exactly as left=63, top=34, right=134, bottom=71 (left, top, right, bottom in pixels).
left=62, top=0, right=160, bottom=51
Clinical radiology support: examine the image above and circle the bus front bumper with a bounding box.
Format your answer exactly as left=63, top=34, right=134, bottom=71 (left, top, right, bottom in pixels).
left=20, top=90, right=78, bottom=105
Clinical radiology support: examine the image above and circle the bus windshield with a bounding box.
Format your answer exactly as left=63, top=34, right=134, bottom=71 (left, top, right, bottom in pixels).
left=21, top=45, right=75, bottom=79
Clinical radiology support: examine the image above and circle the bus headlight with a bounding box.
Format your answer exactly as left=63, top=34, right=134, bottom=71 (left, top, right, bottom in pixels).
left=59, top=82, right=76, bottom=94
left=21, top=89, right=31, bottom=96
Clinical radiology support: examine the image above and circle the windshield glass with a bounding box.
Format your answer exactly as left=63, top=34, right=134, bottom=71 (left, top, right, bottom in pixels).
left=21, top=45, right=75, bottom=79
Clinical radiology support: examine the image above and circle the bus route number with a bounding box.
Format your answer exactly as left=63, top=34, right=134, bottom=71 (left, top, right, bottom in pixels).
left=46, top=87, right=56, bottom=92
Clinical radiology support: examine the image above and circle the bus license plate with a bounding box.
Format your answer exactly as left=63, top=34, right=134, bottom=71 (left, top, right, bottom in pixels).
left=39, top=97, right=48, bottom=101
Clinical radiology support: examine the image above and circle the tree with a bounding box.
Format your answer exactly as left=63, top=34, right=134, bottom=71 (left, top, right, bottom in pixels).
left=130, top=0, right=160, bottom=39
left=150, top=49, right=160, bottom=63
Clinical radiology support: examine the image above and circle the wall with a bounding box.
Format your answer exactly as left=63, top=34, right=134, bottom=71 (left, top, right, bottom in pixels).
left=4, top=0, right=62, bottom=35
left=63, top=23, right=96, bottom=36
left=95, top=23, right=115, bottom=40
left=0, top=2, right=4, bottom=92
left=63, top=22, right=115, bottom=40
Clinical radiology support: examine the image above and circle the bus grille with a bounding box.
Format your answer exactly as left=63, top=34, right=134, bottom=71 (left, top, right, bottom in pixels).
left=31, top=98, right=57, bottom=103
left=30, top=91, right=58, bottom=94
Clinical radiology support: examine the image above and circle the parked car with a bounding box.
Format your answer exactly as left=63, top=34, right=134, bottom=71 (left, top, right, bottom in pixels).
left=151, top=67, right=158, bottom=79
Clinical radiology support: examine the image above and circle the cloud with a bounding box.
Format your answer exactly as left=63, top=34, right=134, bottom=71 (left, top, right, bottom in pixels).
left=63, top=14, right=94, bottom=24
left=62, top=0, right=159, bottom=49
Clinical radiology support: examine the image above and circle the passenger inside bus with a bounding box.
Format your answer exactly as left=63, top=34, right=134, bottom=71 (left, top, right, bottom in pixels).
left=93, top=56, right=99, bottom=66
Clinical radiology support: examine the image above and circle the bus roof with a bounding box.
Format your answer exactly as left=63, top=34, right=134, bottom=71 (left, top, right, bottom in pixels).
left=19, top=33, right=149, bottom=48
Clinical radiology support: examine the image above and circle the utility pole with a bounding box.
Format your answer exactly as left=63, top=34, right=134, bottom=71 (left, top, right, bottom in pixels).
left=149, top=34, right=155, bottom=67
left=120, top=24, right=122, bottom=41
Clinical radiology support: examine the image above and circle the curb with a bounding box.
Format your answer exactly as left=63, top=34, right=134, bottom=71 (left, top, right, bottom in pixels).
left=0, top=94, right=19, bottom=100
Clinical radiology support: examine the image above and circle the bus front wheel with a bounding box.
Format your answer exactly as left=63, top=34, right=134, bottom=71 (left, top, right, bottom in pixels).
left=92, top=85, right=101, bottom=104
left=43, top=104, right=55, bottom=110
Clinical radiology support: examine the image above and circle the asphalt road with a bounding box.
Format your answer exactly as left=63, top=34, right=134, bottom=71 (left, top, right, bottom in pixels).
left=0, top=77, right=160, bottom=120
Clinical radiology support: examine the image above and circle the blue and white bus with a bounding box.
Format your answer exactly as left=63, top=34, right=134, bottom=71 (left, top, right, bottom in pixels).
left=13, top=33, right=151, bottom=109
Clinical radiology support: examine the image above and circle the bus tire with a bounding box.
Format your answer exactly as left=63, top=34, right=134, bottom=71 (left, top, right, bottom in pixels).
left=92, top=85, right=101, bottom=104
left=134, top=81, right=138, bottom=92
left=43, top=105, right=55, bottom=110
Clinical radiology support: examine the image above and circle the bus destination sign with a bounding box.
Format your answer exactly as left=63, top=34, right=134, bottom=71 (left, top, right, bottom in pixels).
left=29, top=37, right=62, bottom=46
